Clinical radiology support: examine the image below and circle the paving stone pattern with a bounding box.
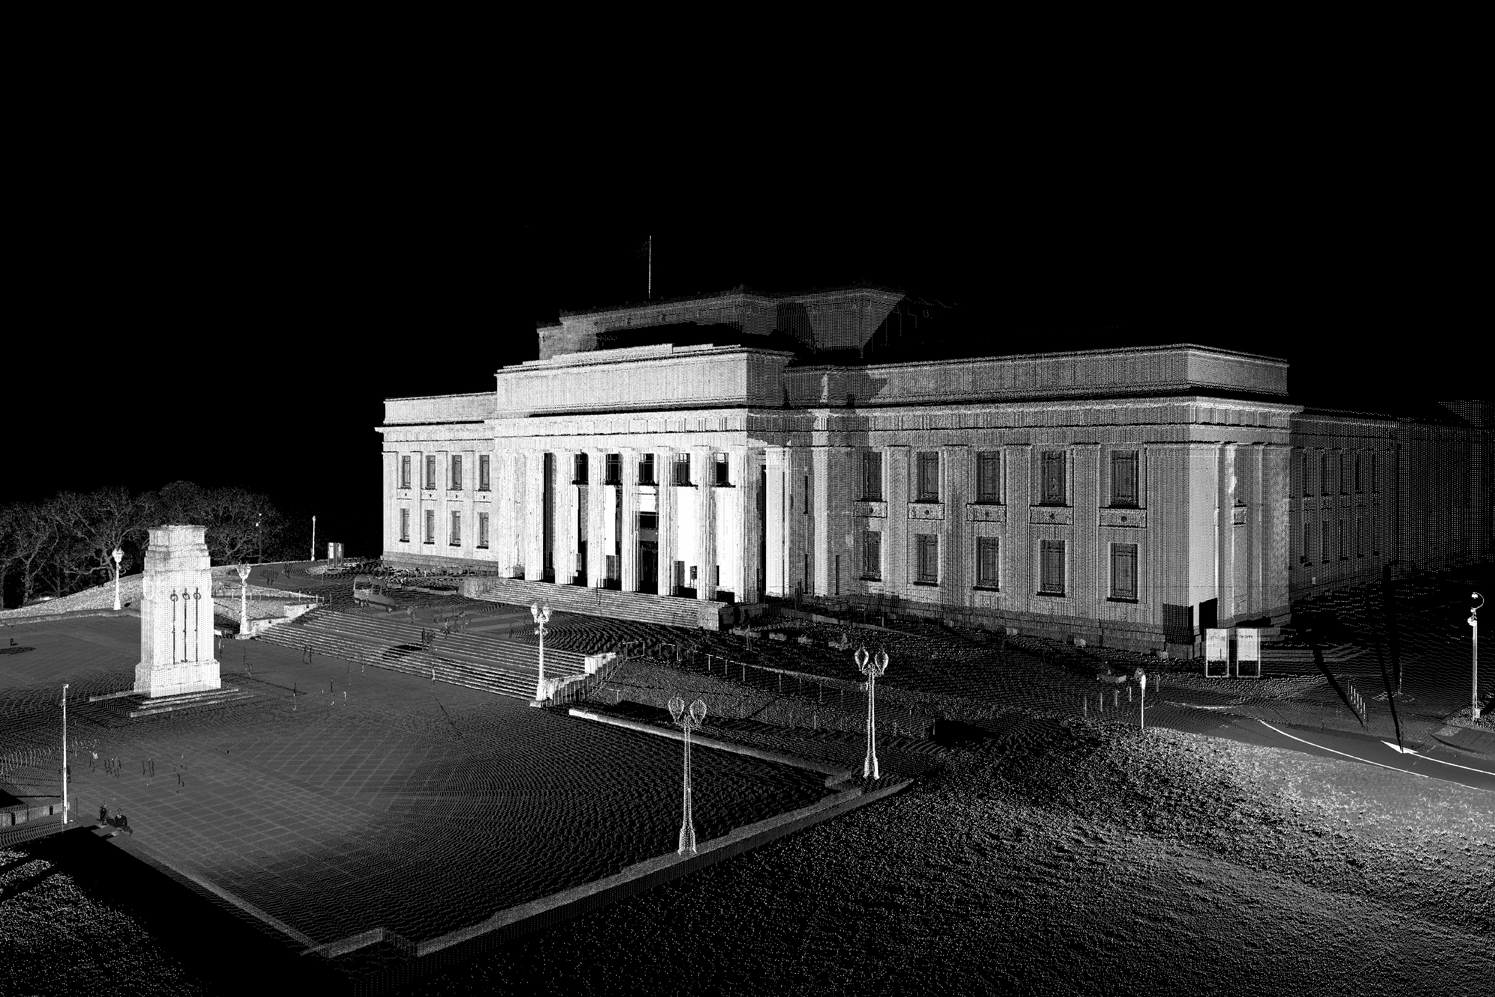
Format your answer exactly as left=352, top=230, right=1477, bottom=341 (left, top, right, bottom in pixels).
left=0, top=617, right=838, bottom=949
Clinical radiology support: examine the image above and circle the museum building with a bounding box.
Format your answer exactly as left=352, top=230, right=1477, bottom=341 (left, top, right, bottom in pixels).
left=377, top=287, right=1490, bottom=653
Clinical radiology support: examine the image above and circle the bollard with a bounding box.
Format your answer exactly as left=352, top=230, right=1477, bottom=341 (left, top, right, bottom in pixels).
left=1114, top=689, right=1119, bottom=708
left=1083, top=697, right=1088, bottom=718
left=1128, top=686, right=1133, bottom=703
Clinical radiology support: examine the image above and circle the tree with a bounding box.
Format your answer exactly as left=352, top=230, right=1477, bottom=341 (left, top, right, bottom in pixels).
left=2, top=502, right=63, bottom=605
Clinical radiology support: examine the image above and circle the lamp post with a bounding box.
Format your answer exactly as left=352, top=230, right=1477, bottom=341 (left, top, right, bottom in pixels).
left=236, top=563, right=251, bottom=637
left=1471, top=592, right=1483, bottom=722
left=1136, top=668, right=1147, bottom=730
left=855, top=646, right=889, bottom=780
left=256, top=514, right=262, bottom=565
left=311, top=515, right=317, bottom=565
left=112, top=547, right=123, bottom=611
left=61, top=683, right=68, bottom=826
left=531, top=603, right=552, bottom=701
left=668, top=695, right=707, bottom=855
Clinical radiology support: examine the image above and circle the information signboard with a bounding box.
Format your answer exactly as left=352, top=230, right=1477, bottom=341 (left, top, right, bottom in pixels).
left=1205, top=627, right=1230, bottom=678
left=1236, top=628, right=1261, bottom=678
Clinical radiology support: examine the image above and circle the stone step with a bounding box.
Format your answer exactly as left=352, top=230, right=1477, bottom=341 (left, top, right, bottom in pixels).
left=298, top=611, right=587, bottom=675
left=128, top=690, right=257, bottom=718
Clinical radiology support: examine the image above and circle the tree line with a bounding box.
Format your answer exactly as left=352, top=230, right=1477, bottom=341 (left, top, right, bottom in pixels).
left=0, top=481, right=310, bottom=609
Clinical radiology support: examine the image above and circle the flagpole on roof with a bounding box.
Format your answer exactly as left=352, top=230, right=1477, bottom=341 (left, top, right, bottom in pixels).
left=647, top=235, right=652, bottom=300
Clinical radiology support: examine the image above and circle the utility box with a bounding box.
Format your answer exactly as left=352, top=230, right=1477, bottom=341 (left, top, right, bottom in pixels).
left=327, top=542, right=344, bottom=561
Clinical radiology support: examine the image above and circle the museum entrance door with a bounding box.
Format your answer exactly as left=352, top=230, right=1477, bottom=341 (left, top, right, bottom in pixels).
left=638, top=540, right=658, bottom=594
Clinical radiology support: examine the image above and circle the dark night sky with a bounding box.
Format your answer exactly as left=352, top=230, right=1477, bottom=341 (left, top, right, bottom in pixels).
left=9, top=102, right=1481, bottom=558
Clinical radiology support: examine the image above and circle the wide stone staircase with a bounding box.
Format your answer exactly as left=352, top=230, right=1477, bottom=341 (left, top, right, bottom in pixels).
left=462, top=576, right=732, bottom=630
left=253, top=609, right=587, bottom=701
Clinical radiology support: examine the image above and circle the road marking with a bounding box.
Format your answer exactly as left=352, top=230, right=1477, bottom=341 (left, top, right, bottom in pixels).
left=1255, top=721, right=1429, bottom=778
left=1380, top=742, right=1495, bottom=775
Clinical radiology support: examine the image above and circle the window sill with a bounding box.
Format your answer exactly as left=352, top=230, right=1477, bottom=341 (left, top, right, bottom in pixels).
left=857, top=496, right=884, bottom=503
left=571, top=480, right=589, bottom=486
left=913, top=580, right=939, bottom=587
left=1107, top=503, right=1140, bottom=511
left=859, top=575, right=882, bottom=582
left=1036, top=502, right=1070, bottom=509
left=971, top=500, right=1003, bottom=507
left=972, top=584, right=1000, bottom=592
left=1035, top=590, right=1067, bottom=599
left=477, top=545, right=489, bottom=550
left=711, top=482, right=735, bottom=488
left=1106, top=596, right=1139, bottom=604
left=913, top=498, right=941, bottom=505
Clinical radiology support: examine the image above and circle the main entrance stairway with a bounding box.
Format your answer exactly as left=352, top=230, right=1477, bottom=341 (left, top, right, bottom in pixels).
left=460, top=575, right=734, bottom=630
left=252, top=610, right=587, bottom=701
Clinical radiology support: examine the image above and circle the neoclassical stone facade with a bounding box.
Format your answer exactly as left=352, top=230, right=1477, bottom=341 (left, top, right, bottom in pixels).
left=377, top=288, right=1489, bottom=652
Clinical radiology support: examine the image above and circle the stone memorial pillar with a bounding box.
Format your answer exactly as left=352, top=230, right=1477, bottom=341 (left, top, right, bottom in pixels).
left=135, top=525, right=221, bottom=699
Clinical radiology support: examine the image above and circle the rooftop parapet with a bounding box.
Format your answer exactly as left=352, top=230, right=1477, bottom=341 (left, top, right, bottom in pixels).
left=382, top=392, right=494, bottom=426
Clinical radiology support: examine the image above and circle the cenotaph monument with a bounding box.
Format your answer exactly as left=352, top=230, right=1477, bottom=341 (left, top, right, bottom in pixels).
left=134, top=524, right=221, bottom=698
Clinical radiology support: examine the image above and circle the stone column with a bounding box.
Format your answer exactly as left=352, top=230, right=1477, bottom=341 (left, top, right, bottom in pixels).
left=811, top=445, right=831, bottom=597
left=586, top=449, right=607, bottom=587
left=695, top=445, right=717, bottom=601
left=735, top=448, right=763, bottom=603
left=885, top=446, right=910, bottom=597
left=656, top=446, right=676, bottom=596
left=553, top=449, right=576, bottom=584
left=1218, top=442, right=1238, bottom=628
left=620, top=447, right=640, bottom=591
left=765, top=446, right=788, bottom=597
left=525, top=450, right=546, bottom=582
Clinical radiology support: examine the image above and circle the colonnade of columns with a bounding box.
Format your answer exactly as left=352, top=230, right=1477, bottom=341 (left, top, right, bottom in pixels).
left=485, top=444, right=765, bottom=604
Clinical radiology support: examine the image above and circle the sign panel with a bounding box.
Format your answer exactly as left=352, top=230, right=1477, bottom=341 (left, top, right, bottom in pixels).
left=1235, top=628, right=1261, bottom=678
left=1205, top=627, right=1230, bottom=678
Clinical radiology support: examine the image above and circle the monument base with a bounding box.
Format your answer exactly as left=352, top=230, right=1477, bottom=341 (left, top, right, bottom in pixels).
left=133, top=659, right=222, bottom=699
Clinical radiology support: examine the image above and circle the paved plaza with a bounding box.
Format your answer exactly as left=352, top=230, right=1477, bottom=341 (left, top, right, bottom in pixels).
left=0, top=615, right=837, bottom=953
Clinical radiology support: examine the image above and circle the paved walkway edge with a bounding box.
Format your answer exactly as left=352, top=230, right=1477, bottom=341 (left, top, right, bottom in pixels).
left=410, top=775, right=910, bottom=963
left=103, top=831, right=320, bottom=948
left=567, top=707, right=854, bottom=782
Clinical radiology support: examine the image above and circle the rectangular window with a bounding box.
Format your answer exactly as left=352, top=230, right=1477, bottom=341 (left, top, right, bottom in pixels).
left=976, top=451, right=1001, bottom=503
left=1354, top=453, right=1362, bottom=494
left=674, top=453, right=691, bottom=486
left=1339, top=519, right=1347, bottom=559
left=450, top=511, right=461, bottom=546
left=1339, top=452, right=1348, bottom=495
left=424, top=509, right=435, bottom=544
left=1111, top=450, right=1139, bottom=508
left=1300, top=451, right=1310, bottom=497
left=639, top=454, right=655, bottom=485
left=1302, top=522, right=1313, bottom=564
left=606, top=454, right=622, bottom=486
left=1372, top=515, right=1381, bottom=555
left=1111, top=543, right=1138, bottom=600
left=401, top=456, right=411, bottom=490
left=479, top=455, right=491, bottom=491
left=478, top=512, right=489, bottom=549
left=1321, top=453, right=1332, bottom=496
left=862, top=531, right=881, bottom=580
left=639, top=512, right=658, bottom=531
left=1370, top=453, right=1378, bottom=493
left=916, top=452, right=940, bottom=502
left=1321, top=519, right=1331, bottom=562
left=400, top=508, right=410, bottom=543
left=714, top=453, right=730, bottom=486
left=975, top=536, right=999, bottom=588
left=425, top=456, right=436, bottom=491
left=574, top=453, right=588, bottom=484
left=862, top=451, right=883, bottom=501
left=1039, top=539, right=1065, bottom=595
left=450, top=455, right=462, bottom=491
left=1356, top=516, right=1364, bottom=557
left=1041, top=451, right=1067, bottom=505
left=915, top=534, right=939, bottom=584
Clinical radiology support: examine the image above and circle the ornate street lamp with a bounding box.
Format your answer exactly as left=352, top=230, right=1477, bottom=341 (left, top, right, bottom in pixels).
left=236, top=563, right=251, bottom=638
left=531, top=603, right=552, bottom=701
left=1470, top=592, right=1483, bottom=722
left=668, top=695, right=707, bottom=855
left=112, top=548, right=123, bottom=611
left=60, top=683, right=69, bottom=826
left=855, top=646, right=889, bottom=779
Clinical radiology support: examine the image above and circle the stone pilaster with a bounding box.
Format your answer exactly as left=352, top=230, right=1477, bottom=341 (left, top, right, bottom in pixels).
left=554, top=449, right=577, bottom=584
left=811, top=446, right=831, bottom=597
